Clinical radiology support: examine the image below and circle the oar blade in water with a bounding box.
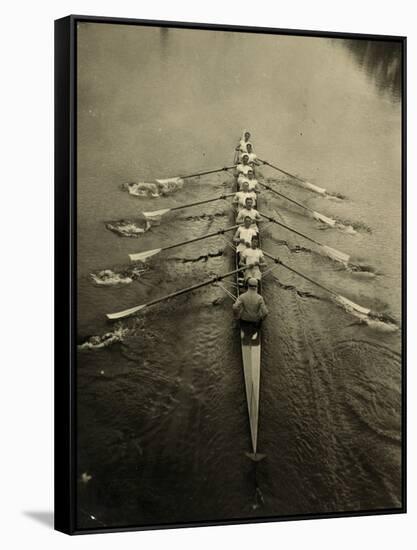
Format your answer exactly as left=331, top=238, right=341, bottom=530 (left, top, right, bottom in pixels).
left=129, top=248, right=162, bottom=262
left=142, top=208, right=171, bottom=221
left=107, top=304, right=146, bottom=320
left=313, top=211, right=336, bottom=227
left=321, top=245, right=350, bottom=264
left=302, top=181, right=326, bottom=195
left=337, top=295, right=371, bottom=316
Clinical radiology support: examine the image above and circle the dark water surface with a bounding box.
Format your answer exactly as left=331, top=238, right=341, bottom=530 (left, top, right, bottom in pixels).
left=76, top=24, right=402, bottom=529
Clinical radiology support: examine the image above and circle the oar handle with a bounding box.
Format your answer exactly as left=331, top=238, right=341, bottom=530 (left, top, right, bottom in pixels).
left=181, top=166, right=235, bottom=179
left=170, top=193, right=234, bottom=212
left=161, top=225, right=238, bottom=252
left=259, top=181, right=312, bottom=213
left=264, top=251, right=336, bottom=297
left=259, top=212, right=318, bottom=247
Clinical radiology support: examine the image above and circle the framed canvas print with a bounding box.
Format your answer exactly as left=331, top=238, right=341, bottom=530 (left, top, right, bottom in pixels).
left=55, top=15, right=406, bottom=535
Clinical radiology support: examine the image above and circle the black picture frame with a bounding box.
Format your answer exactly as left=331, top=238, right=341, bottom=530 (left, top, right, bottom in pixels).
left=55, top=14, right=407, bottom=535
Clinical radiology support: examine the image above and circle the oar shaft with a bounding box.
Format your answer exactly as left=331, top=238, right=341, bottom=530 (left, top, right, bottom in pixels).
left=259, top=158, right=307, bottom=184
left=264, top=252, right=337, bottom=297
left=161, top=225, right=238, bottom=252
left=170, top=193, right=234, bottom=212
left=140, top=266, right=249, bottom=310
left=259, top=181, right=312, bottom=213
left=181, top=166, right=235, bottom=179
left=259, top=212, right=319, bottom=247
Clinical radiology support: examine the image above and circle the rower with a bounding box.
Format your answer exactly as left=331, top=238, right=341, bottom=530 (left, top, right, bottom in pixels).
left=233, top=180, right=257, bottom=211
left=240, top=236, right=266, bottom=283
left=233, top=216, right=258, bottom=255
left=236, top=130, right=252, bottom=153
left=232, top=277, right=268, bottom=325
left=241, top=143, right=260, bottom=166
left=236, top=197, right=262, bottom=230
left=242, top=169, right=260, bottom=193
left=236, top=154, right=252, bottom=184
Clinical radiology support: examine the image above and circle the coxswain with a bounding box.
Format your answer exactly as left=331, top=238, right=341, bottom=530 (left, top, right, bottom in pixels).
left=240, top=236, right=266, bottom=282
left=233, top=180, right=257, bottom=210
left=236, top=197, right=262, bottom=230
left=232, top=277, right=268, bottom=324
left=233, top=216, right=258, bottom=255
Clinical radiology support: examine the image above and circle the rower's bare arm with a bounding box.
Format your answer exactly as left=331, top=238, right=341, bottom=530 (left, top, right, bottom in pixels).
left=232, top=298, right=243, bottom=318
left=259, top=299, right=269, bottom=319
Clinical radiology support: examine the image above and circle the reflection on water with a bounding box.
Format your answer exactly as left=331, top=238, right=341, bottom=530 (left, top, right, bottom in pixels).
left=343, top=40, right=402, bottom=101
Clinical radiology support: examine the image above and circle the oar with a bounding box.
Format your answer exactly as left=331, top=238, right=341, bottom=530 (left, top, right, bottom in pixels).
left=142, top=193, right=234, bottom=221
left=264, top=251, right=370, bottom=316
left=180, top=165, right=235, bottom=179
left=258, top=180, right=336, bottom=227
left=259, top=158, right=326, bottom=195
left=106, top=265, right=249, bottom=320
left=259, top=212, right=349, bottom=264
left=129, top=225, right=238, bottom=262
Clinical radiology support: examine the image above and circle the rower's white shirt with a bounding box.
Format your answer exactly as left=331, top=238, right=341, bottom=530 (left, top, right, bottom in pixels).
left=241, top=247, right=264, bottom=265
left=238, top=139, right=251, bottom=152
left=241, top=152, right=257, bottom=164
left=236, top=163, right=252, bottom=175
left=235, top=226, right=258, bottom=253
left=236, top=207, right=260, bottom=227
left=235, top=190, right=257, bottom=209
left=240, top=177, right=259, bottom=192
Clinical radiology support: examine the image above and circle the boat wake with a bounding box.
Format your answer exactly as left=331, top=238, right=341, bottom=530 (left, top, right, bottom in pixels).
left=179, top=211, right=229, bottom=222
left=169, top=249, right=225, bottom=263
left=105, top=219, right=151, bottom=237
left=346, top=264, right=377, bottom=279
left=123, top=177, right=184, bottom=198
left=90, top=265, right=149, bottom=286
left=325, top=191, right=346, bottom=201
left=251, top=487, right=265, bottom=511
left=78, top=326, right=129, bottom=351
left=270, top=274, right=321, bottom=301
left=267, top=234, right=376, bottom=275
left=336, top=218, right=372, bottom=234
left=335, top=296, right=399, bottom=332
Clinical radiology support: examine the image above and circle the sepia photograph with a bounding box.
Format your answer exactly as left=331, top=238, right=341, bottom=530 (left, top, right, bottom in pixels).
left=56, top=16, right=405, bottom=533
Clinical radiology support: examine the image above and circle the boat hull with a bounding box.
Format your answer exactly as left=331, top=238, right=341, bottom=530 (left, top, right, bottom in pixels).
left=240, top=322, right=261, bottom=454
left=234, top=177, right=262, bottom=457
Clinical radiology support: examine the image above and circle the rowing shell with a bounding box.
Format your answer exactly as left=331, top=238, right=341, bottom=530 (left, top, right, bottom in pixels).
left=233, top=171, right=265, bottom=462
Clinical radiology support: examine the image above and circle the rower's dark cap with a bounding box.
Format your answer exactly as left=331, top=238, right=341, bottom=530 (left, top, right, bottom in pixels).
left=248, top=278, right=258, bottom=287
left=242, top=153, right=249, bottom=158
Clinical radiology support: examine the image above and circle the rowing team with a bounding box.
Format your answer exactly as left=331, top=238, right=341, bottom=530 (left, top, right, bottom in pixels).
left=232, top=131, right=268, bottom=324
